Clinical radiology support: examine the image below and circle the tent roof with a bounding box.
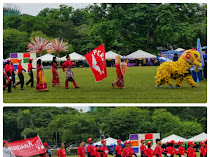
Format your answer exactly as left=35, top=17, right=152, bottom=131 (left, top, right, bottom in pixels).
left=175, top=48, right=185, bottom=51
left=37, top=54, right=59, bottom=62
left=60, top=52, right=85, bottom=61
left=105, top=51, right=122, bottom=60
left=126, top=50, right=157, bottom=59
left=93, top=137, right=118, bottom=146
left=162, top=134, right=188, bottom=143
left=187, top=132, right=207, bottom=142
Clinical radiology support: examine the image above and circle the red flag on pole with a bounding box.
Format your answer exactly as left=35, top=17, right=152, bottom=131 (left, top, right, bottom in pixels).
left=85, top=44, right=107, bottom=82
left=8, top=136, right=46, bottom=156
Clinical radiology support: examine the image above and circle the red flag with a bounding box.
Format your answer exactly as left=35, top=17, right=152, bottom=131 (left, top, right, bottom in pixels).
left=8, top=136, right=46, bottom=156
left=85, top=44, right=107, bottom=82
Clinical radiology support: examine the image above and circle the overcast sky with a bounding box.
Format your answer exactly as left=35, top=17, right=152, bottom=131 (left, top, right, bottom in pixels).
left=72, top=106, right=90, bottom=112
left=3, top=3, right=92, bottom=16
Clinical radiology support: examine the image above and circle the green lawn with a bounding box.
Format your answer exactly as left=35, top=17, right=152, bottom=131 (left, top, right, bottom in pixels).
left=3, top=66, right=207, bottom=103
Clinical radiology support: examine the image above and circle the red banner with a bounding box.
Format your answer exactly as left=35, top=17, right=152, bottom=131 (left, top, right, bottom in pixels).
left=8, top=136, right=46, bottom=156
left=85, top=44, right=107, bottom=82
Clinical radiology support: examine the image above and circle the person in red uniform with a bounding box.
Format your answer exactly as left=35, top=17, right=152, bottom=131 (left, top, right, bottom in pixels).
left=87, top=138, right=97, bottom=157
left=26, top=58, right=35, bottom=87
left=52, top=57, right=62, bottom=87
left=57, top=142, right=67, bottom=157
left=122, top=141, right=130, bottom=157
left=3, top=67, right=10, bottom=91
left=10, top=60, right=16, bottom=88
left=62, top=55, right=79, bottom=89
left=115, top=139, right=123, bottom=157
left=154, top=139, right=163, bottom=157
left=38, top=142, right=49, bottom=157
left=200, top=141, right=206, bottom=157
left=177, top=141, right=186, bottom=157
left=112, top=55, right=124, bottom=89
left=140, top=139, right=146, bottom=157
left=4, top=59, right=13, bottom=93
left=187, top=141, right=196, bottom=157
left=100, top=140, right=110, bottom=157
left=144, top=141, right=153, bottom=157
left=128, top=141, right=137, bottom=157
left=204, top=140, right=207, bottom=155
left=96, top=145, right=102, bottom=157
left=15, top=59, right=26, bottom=90
left=77, top=141, right=86, bottom=157
left=166, top=140, right=178, bottom=157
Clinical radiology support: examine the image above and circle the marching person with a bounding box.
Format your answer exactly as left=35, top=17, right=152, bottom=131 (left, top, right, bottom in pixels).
left=200, top=141, right=206, bottom=157
left=166, top=140, right=178, bottom=157
left=187, top=141, right=196, bottom=157
left=112, top=55, right=124, bottom=89
left=62, top=55, right=79, bottom=89
left=154, top=139, right=163, bottom=157
left=140, top=139, right=146, bottom=157
left=86, top=138, right=99, bottom=157
left=178, top=141, right=186, bottom=157
left=3, top=140, right=15, bottom=157
left=26, top=58, right=35, bottom=87
left=122, top=141, right=130, bottom=157
left=100, top=140, right=111, bottom=157
left=51, top=57, right=62, bottom=87
left=144, top=141, right=153, bottom=157
left=57, top=142, right=67, bottom=157
left=95, top=145, right=102, bottom=157
left=77, top=141, right=86, bottom=157
left=36, top=59, right=48, bottom=91
left=11, top=61, right=16, bottom=88
left=38, top=142, right=49, bottom=157
left=4, top=60, right=13, bottom=93
left=3, top=67, right=10, bottom=92
left=128, top=141, right=137, bottom=157
left=114, top=139, right=123, bottom=157
left=15, top=59, right=26, bottom=90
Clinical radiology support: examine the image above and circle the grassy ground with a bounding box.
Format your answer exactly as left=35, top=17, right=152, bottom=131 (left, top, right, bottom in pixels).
left=3, top=66, right=207, bottom=103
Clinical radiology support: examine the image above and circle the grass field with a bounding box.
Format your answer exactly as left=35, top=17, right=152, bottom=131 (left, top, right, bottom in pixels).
left=3, top=66, right=207, bottom=103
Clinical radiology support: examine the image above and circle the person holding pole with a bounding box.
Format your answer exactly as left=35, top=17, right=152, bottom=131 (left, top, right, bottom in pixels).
left=38, top=142, right=49, bottom=157
left=62, top=55, right=79, bottom=89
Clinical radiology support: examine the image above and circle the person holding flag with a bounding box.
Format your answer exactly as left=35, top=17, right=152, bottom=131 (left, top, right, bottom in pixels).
left=38, top=142, right=49, bottom=157
left=3, top=140, right=15, bottom=157
left=26, top=58, right=35, bottom=87
left=144, top=141, right=153, bottom=157
left=140, top=139, right=146, bottom=157
left=15, top=59, right=26, bottom=90
left=62, top=55, right=79, bottom=89
left=77, top=141, right=85, bottom=157
left=114, top=139, right=123, bottom=157
left=112, top=55, right=124, bottom=89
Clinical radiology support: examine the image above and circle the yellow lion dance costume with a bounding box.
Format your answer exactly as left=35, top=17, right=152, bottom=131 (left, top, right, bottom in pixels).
left=155, top=49, right=202, bottom=88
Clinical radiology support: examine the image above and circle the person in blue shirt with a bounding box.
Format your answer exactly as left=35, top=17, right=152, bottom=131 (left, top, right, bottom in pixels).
left=172, top=53, right=179, bottom=61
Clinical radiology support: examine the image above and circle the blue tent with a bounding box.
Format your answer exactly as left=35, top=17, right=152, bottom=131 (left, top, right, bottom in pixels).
left=160, top=50, right=182, bottom=60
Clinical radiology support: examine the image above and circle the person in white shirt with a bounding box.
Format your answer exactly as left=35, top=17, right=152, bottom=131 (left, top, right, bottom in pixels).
left=3, top=141, right=15, bottom=157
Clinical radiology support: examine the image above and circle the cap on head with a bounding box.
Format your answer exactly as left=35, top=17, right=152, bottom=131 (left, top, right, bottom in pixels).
left=140, top=139, right=145, bottom=143
left=43, top=142, right=49, bottom=147
left=117, top=139, right=122, bottom=143
left=3, top=141, right=8, bottom=146
left=29, top=58, right=33, bottom=61
left=101, top=140, right=106, bottom=144
left=178, top=141, right=183, bottom=145
left=147, top=141, right=152, bottom=146
left=87, top=138, right=94, bottom=143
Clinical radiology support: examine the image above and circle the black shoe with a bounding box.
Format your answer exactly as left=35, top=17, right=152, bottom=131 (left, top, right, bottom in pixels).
left=112, top=83, right=114, bottom=88
left=75, top=86, right=80, bottom=88
left=26, top=84, right=28, bottom=87
left=20, top=88, right=25, bottom=90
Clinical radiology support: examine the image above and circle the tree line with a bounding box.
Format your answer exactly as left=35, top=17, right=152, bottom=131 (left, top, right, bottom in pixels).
left=3, top=3, right=207, bottom=59
left=3, top=107, right=206, bottom=145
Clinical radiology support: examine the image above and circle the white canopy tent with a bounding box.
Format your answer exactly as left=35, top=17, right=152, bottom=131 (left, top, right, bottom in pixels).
left=93, top=137, right=118, bottom=146
left=60, top=52, right=85, bottom=61
left=175, top=48, right=185, bottom=52
left=187, top=132, right=207, bottom=142
left=37, top=54, right=60, bottom=62
left=105, top=51, right=122, bottom=60
left=162, top=134, right=188, bottom=143
left=126, top=50, right=157, bottom=59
